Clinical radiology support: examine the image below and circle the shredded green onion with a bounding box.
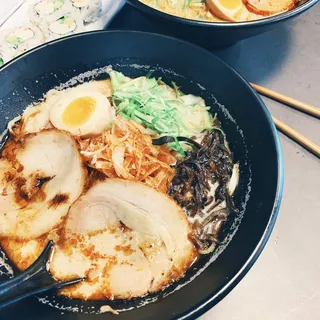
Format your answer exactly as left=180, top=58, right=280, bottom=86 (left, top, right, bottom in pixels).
left=108, top=70, right=213, bottom=153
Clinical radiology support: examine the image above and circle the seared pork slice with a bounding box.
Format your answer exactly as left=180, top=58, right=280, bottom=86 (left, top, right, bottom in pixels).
left=245, top=0, right=295, bottom=15
left=0, top=130, right=86, bottom=239
left=50, top=179, right=198, bottom=299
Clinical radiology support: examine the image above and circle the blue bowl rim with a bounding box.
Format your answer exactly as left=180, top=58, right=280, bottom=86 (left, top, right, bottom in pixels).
left=0, top=30, right=285, bottom=319
left=126, top=0, right=319, bottom=29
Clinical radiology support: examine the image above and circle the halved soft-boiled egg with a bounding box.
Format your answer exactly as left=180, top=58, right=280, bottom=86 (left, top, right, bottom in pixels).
left=207, top=0, right=274, bottom=21
left=49, top=90, right=114, bottom=137
left=17, top=80, right=113, bottom=136
left=207, top=0, right=244, bottom=22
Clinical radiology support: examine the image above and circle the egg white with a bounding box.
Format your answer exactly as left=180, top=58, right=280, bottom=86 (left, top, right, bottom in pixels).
left=49, top=90, right=114, bottom=137
left=207, top=0, right=243, bottom=22
left=207, top=0, right=265, bottom=21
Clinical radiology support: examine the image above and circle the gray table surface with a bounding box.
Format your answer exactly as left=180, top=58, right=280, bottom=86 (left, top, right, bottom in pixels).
left=201, top=4, right=320, bottom=320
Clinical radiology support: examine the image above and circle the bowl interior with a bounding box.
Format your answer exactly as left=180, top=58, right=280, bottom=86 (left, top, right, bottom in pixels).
left=0, top=31, right=282, bottom=320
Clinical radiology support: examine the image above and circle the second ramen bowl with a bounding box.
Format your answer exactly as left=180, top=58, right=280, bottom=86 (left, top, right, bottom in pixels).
left=126, top=0, right=319, bottom=48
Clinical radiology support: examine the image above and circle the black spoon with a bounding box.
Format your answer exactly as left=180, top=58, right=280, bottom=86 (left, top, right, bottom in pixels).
left=0, top=241, right=84, bottom=309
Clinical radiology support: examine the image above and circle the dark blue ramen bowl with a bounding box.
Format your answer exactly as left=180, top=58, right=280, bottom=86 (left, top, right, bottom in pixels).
left=0, top=31, right=283, bottom=320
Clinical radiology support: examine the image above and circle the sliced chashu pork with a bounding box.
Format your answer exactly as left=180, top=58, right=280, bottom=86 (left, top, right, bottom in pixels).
left=49, top=179, right=198, bottom=300
left=245, top=0, right=296, bottom=15
left=0, top=130, right=86, bottom=239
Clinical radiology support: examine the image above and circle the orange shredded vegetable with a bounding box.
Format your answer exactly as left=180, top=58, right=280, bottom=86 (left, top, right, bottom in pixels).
left=78, top=115, right=176, bottom=193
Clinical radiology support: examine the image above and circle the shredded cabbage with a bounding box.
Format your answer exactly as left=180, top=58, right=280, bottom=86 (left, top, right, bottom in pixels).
left=108, top=70, right=213, bottom=153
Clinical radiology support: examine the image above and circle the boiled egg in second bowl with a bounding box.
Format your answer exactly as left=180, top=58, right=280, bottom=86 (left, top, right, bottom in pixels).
left=207, top=0, right=244, bottom=22
left=49, top=90, right=114, bottom=137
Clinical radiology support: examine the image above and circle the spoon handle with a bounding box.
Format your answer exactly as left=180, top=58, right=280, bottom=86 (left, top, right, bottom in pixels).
left=0, top=241, right=84, bottom=309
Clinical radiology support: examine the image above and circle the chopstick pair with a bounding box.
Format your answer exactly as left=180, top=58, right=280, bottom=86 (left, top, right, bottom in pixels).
left=250, top=83, right=320, bottom=157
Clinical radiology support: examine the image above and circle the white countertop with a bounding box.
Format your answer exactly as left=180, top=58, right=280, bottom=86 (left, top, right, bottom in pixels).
left=0, top=0, right=22, bottom=25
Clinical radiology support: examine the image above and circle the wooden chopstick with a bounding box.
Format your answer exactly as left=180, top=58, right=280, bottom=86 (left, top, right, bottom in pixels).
left=249, top=83, right=320, bottom=156
left=250, top=83, right=320, bottom=118
left=272, top=116, right=320, bottom=157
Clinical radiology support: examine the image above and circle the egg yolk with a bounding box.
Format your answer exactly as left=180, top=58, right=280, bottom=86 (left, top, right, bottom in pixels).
left=62, top=96, right=96, bottom=127
left=218, top=0, right=241, bottom=10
